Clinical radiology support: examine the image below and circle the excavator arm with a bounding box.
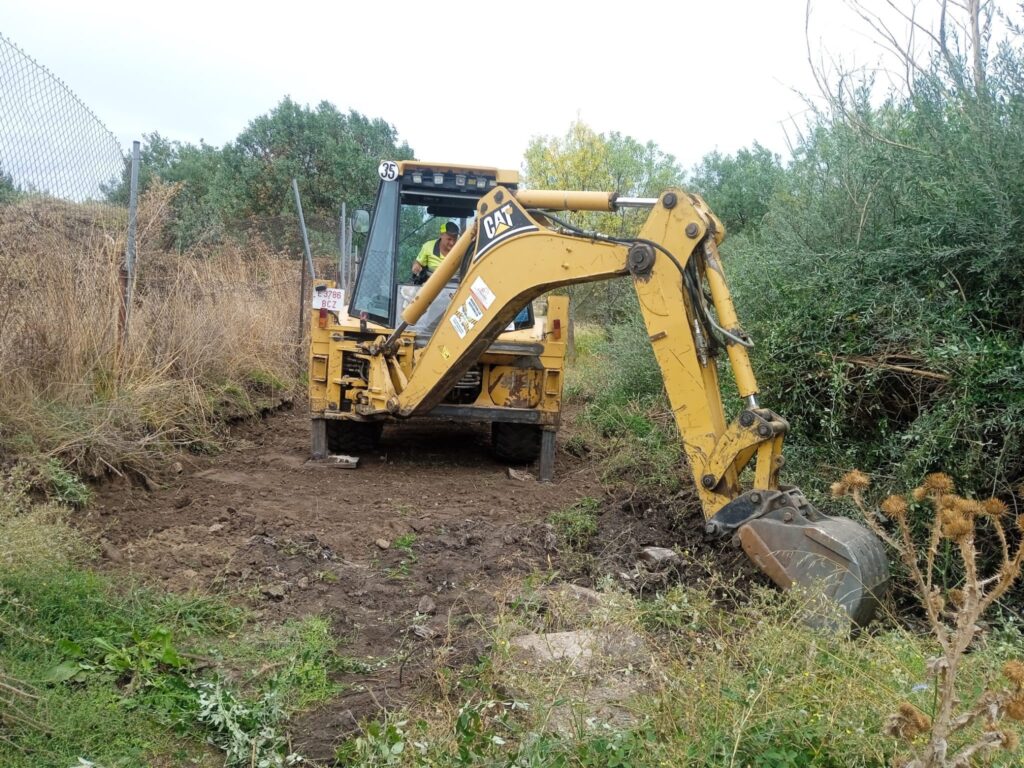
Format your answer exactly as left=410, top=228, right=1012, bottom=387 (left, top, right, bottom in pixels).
left=356, top=186, right=889, bottom=625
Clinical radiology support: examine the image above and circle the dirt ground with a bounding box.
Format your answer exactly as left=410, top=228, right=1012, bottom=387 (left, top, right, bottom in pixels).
left=83, top=405, right=749, bottom=762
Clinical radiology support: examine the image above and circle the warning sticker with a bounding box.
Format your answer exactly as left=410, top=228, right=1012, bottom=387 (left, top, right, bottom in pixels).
left=440, top=345, right=451, bottom=360
left=464, top=296, right=484, bottom=322
left=470, top=277, right=496, bottom=309
left=449, top=314, right=467, bottom=339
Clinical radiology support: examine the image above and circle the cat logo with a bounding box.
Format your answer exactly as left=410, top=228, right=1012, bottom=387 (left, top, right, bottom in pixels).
left=483, top=204, right=515, bottom=239
left=474, top=198, right=538, bottom=261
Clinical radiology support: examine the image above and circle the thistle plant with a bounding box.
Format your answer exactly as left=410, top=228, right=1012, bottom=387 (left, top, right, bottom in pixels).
left=832, top=471, right=1024, bottom=767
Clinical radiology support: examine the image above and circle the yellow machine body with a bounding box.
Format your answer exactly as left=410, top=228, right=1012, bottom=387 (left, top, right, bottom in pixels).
left=307, top=161, right=890, bottom=625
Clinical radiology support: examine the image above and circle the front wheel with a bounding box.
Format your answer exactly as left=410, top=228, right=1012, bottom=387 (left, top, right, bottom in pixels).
left=491, top=423, right=541, bottom=464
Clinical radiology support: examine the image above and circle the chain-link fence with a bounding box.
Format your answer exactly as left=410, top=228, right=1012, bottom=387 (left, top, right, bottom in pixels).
left=0, top=32, right=125, bottom=202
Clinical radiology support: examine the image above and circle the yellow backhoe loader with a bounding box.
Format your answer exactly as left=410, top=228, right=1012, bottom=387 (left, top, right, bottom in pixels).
left=308, top=160, right=889, bottom=625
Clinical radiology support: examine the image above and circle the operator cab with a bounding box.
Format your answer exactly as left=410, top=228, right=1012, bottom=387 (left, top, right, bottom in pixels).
left=349, top=161, right=534, bottom=338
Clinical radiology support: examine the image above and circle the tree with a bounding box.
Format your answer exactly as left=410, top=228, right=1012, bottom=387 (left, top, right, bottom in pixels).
left=523, top=120, right=686, bottom=321
left=221, top=97, right=413, bottom=222
left=688, top=143, right=786, bottom=234
left=524, top=120, right=685, bottom=236
left=108, top=99, right=414, bottom=251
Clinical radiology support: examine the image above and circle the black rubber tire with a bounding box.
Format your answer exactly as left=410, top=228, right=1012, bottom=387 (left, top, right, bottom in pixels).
left=326, top=420, right=383, bottom=454
left=491, top=422, right=542, bottom=464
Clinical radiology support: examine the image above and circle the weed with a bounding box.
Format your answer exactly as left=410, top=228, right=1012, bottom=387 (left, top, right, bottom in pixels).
left=548, top=498, right=600, bottom=550
left=393, top=532, right=417, bottom=551
left=386, top=533, right=418, bottom=579
left=195, top=680, right=301, bottom=767
left=41, top=459, right=91, bottom=507
left=836, top=470, right=1024, bottom=767
left=0, top=479, right=334, bottom=767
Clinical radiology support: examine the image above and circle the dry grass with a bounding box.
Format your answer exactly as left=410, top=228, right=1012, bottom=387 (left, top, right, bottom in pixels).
left=0, top=182, right=301, bottom=476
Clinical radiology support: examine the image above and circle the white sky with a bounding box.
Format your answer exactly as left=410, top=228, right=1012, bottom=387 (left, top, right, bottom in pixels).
left=2, top=0, right=904, bottom=174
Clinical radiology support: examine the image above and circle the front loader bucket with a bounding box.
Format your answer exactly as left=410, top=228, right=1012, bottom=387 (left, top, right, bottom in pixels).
left=708, top=488, right=889, bottom=626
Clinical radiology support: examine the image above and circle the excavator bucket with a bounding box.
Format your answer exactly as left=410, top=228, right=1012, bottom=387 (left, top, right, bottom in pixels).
left=707, top=488, right=889, bottom=626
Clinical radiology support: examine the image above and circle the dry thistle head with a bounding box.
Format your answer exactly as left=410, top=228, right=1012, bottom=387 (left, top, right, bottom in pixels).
left=1017, top=514, right=1024, bottom=534
left=881, top=495, right=908, bottom=519
left=832, top=469, right=871, bottom=498
left=1006, top=694, right=1024, bottom=722
left=1001, top=729, right=1020, bottom=751
left=983, top=498, right=1009, bottom=519
left=1003, top=661, right=1024, bottom=687
left=952, top=497, right=985, bottom=517
left=927, top=589, right=945, bottom=615
left=923, top=472, right=956, bottom=495
left=912, top=486, right=928, bottom=502
left=886, top=701, right=932, bottom=740
left=948, top=588, right=965, bottom=609
left=942, top=513, right=974, bottom=542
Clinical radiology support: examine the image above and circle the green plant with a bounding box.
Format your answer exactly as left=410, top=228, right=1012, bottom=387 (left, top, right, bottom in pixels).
left=385, top=533, right=418, bottom=579
left=335, top=716, right=412, bottom=765
left=548, top=498, right=600, bottom=550
left=394, top=533, right=417, bottom=551
left=195, top=680, right=302, bottom=767
left=41, top=458, right=90, bottom=507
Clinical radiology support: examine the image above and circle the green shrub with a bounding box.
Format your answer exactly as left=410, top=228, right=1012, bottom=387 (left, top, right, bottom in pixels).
left=718, top=57, right=1024, bottom=498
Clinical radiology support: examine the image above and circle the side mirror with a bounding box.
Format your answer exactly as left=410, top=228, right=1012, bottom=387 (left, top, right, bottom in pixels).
left=352, top=209, right=370, bottom=234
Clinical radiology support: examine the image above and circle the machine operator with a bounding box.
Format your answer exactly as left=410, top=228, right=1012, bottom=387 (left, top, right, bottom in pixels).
left=411, top=221, right=459, bottom=285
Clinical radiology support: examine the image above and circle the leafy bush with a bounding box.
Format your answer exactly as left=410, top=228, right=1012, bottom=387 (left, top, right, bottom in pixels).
left=714, top=41, right=1024, bottom=498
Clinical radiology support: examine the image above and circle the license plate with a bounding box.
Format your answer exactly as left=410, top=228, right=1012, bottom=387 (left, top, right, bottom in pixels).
left=312, top=288, right=345, bottom=311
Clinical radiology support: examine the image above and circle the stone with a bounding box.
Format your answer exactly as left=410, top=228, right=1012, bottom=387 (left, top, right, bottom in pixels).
left=417, top=595, right=437, bottom=615
left=374, top=538, right=390, bottom=550
left=208, top=523, right=225, bottom=533
left=507, top=626, right=653, bottom=736
left=546, top=583, right=604, bottom=618
left=638, top=546, right=680, bottom=567
left=412, top=624, right=439, bottom=640
left=507, top=467, right=533, bottom=481
left=510, top=627, right=649, bottom=673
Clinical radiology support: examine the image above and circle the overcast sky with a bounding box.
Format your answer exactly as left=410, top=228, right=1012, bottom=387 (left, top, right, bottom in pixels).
left=3, top=0, right=901, bottom=174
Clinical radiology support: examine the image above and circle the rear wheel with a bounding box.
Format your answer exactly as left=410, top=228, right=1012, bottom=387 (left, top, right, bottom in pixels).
left=326, top=419, right=383, bottom=454
left=491, top=423, right=541, bottom=464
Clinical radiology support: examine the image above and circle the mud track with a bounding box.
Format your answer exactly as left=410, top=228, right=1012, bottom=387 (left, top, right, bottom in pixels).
left=83, top=406, right=746, bottom=761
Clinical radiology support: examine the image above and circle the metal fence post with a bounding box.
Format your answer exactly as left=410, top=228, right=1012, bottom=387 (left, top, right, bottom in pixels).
left=118, top=140, right=140, bottom=364
left=292, top=178, right=316, bottom=354
left=342, top=201, right=350, bottom=290
left=292, top=178, right=316, bottom=280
